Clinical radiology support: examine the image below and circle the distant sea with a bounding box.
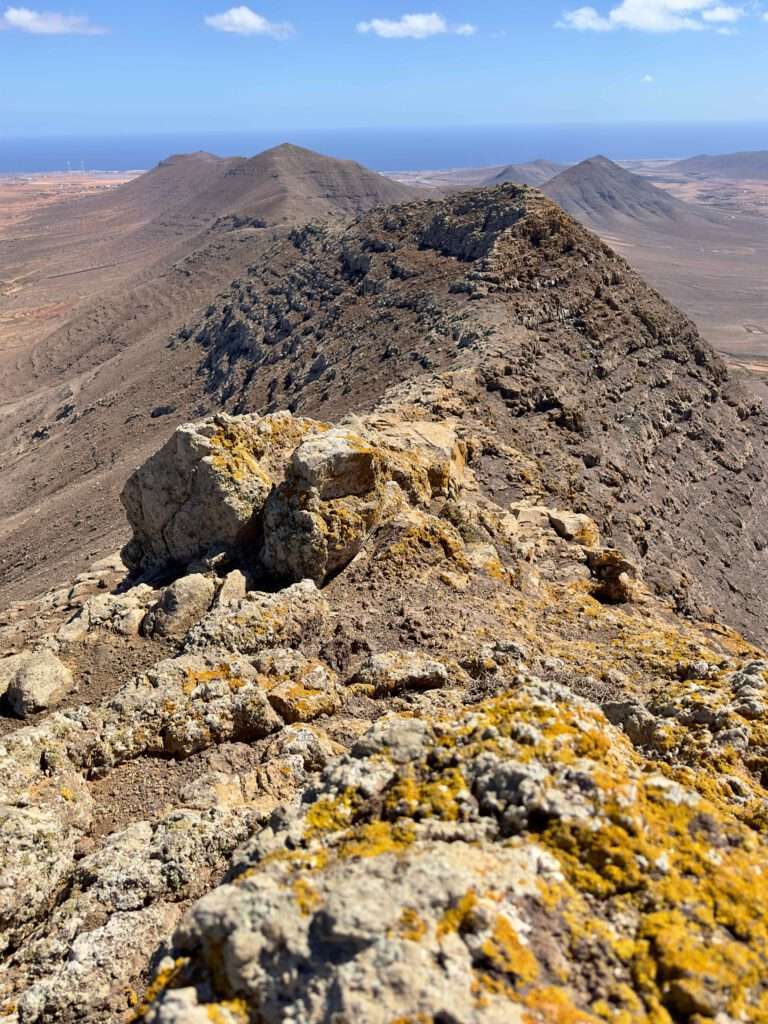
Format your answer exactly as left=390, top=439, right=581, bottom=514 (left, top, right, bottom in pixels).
left=1, top=123, right=767, bottom=174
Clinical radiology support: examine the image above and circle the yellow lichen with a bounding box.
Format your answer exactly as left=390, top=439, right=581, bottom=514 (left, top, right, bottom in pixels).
left=437, top=890, right=479, bottom=937
left=397, top=907, right=428, bottom=942
left=292, top=878, right=322, bottom=916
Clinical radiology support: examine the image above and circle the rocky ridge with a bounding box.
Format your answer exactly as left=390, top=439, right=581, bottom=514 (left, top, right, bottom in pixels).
left=178, top=185, right=768, bottom=646
left=1, top=368, right=768, bottom=1023
left=2, top=185, right=768, bottom=1023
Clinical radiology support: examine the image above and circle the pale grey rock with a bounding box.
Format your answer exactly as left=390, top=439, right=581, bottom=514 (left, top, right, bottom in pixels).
left=1, top=651, right=74, bottom=717
left=120, top=414, right=274, bottom=571
left=183, top=580, right=329, bottom=656
left=350, top=715, right=431, bottom=764
left=146, top=574, right=216, bottom=639
left=155, top=843, right=546, bottom=1024
left=88, top=552, right=127, bottom=574
left=14, top=904, right=182, bottom=1024
left=56, top=584, right=156, bottom=642
left=93, top=653, right=282, bottom=765
left=603, top=700, right=660, bottom=747
left=216, top=569, right=247, bottom=605
left=263, top=723, right=344, bottom=772
left=261, top=430, right=399, bottom=584
left=351, top=650, right=452, bottom=695
left=548, top=510, right=600, bottom=547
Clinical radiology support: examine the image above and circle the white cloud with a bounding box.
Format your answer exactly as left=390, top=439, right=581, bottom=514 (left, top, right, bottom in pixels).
left=1, top=6, right=107, bottom=34
left=701, top=4, right=743, bottom=19
left=558, top=6, right=613, bottom=29
left=558, top=0, right=748, bottom=31
left=641, top=72, right=655, bottom=81
left=205, top=6, right=294, bottom=39
left=357, top=12, right=477, bottom=38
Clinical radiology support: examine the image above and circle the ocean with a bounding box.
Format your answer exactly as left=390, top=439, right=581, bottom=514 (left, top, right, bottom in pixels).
left=1, top=122, right=767, bottom=174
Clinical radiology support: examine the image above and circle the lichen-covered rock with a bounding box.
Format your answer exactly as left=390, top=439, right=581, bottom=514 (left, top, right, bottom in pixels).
left=183, top=581, right=329, bottom=656
left=262, top=420, right=469, bottom=584
left=261, top=428, right=402, bottom=585
left=145, top=574, right=216, bottom=640
left=252, top=649, right=342, bottom=723
left=140, top=675, right=768, bottom=1024
left=121, top=413, right=326, bottom=572
left=93, top=653, right=282, bottom=764
left=351, top=650, right=453, bottom=695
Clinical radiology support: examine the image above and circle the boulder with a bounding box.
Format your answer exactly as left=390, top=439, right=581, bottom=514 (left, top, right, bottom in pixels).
left=0, top=651, right=74, bottom=717
left=121, top=414, right=273, bottom=571
left=548, top=510, right=600, bottom=548
left=352, top=650, right=452, bottom=696
left=145, top=574, right=216, bottom=639
left=262, top=429, right=396, bottom=584
left=586, top=548, right=640, bottom=603
left=121, top=412, right=326, bottom=573
left=183, top=580, right=330, bottom=657
left=262, top=420, right=469, bottom=584
left=216, top=568, right=247, bottom=605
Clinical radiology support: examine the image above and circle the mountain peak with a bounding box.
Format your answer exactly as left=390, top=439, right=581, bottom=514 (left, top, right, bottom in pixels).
left=543, top=153, right=695, bottom=226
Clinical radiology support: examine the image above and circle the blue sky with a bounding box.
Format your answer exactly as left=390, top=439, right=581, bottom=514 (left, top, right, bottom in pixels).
left=1, top=1, right=767, bottom=135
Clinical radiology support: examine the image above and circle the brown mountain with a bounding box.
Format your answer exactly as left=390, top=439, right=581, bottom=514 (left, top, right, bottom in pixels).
left=485, top=159, right=565, bottom=187
left=539, top=154, right=768, bottom=360
left=670, top=150, right=768, bottom=180
left=542, top=154, right=718, bottom=229
left=0, top=145, right=421, bottom=602
left=83, top=143, right=417, bottom=231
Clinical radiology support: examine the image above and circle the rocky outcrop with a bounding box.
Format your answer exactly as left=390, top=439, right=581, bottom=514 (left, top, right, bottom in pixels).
left=142, top=674, right=768, bottom=1024
left=183, top=186, right=768, bottom=648
left=263, top=418, right=468, bottom=584
left=120, top=412, right=326, bottom=573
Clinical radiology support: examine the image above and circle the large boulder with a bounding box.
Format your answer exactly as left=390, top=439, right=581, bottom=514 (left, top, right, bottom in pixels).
left=120, top=412, right=325, bottom=572
left=262, top=419, right=469, bottom=584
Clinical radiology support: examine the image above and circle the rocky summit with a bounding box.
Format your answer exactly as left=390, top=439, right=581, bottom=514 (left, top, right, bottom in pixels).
left=2, top=185, right=768, bottom=1024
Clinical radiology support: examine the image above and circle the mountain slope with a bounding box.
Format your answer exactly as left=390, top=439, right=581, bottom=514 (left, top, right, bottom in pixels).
left=485, top=158, right=565, bottom=187
left=542, top=154, right=716, bottom=229
left=670, top=149, right=768, bottom=180
left=0, top=146, right=422, bottom=606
